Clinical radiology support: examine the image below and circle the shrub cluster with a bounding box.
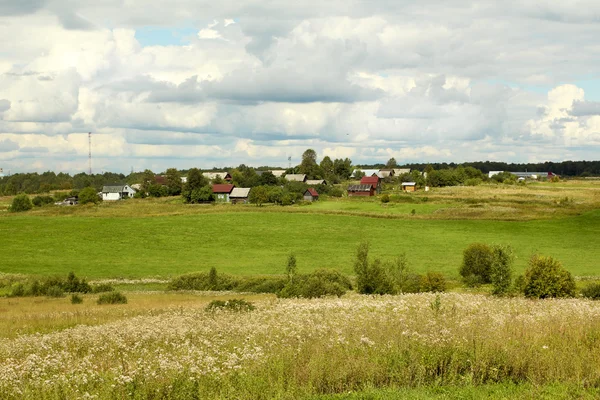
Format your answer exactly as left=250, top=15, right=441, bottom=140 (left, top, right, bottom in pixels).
left=32, top=195, right=55, bottom=207
left=581, top=283, right=600, bottom=300
left=205, top=299, right=255, bottom=312
left=167, top=268, right=286, bottom=294
left=277, top=269, right=352, bottom=299
left=97, top=291, right=128, bottom=304
left=7, top=272, right=91, bottom=297
left=91, top=284, right=115, bottom=293
left=9, top=194, right=33, bottom=212
left=523, top=255, right=575, bottom=299
left=354, top=242, right=446, bottom=295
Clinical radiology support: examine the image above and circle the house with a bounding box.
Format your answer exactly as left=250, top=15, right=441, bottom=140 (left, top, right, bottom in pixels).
left=212, top=184, right=235, bottom=203
left=351, top=169, right=379, bottom=178
left=360, top=176, right=381, bottom=194
left=230, top=187, right=251, bottom=204
left=347, top=184, right=375, bottom=197
left=285, top=174, right=307, bottom=182
left=270, top=170, right=287, bottom=178
left=401, top=182, right=417, bottom=192
left=393, top=168, right=411, bottom=176
left=102, top=184, right=136, bottom=201
left=378, top=169, right=395, bottom=179
left=303, top=188, right=319, bottom=202
left=203, top=171, right=232, bottom=181
left=181, top=176, right=188, bottom=183
left=306, top=179, right=327, bottom=185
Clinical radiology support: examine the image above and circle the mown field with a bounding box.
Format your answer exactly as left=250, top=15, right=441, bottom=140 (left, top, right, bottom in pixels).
left=1, top=210, right=599, bottom=279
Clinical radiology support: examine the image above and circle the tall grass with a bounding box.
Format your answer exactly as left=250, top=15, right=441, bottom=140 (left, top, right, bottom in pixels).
left=2, top=294, right=600, bottom=398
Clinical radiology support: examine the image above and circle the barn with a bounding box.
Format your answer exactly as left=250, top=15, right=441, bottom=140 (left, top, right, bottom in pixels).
left=360, top=176, right=381, bottom=194
left=347, top=184, right=375, bottom=197
left=401, top=182, right=417, bottom=192
left=303, top=188, right=319, bottom=202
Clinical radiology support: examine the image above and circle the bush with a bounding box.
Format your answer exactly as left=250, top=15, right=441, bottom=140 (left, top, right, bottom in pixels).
left=490, top=245, right=514, bottom=295
left=465, top=178, right=482, bottom=186
left=46, top=285, right=65, bottom=298
left=278, top=269, right=352, bottom=299
left=79, top=187, right=100, bottom=204
left=205, top=299, right=255, bottom=312
left=97, top=291, right=128, bottom=304
left=523, top=255, right=576, bottom=299
left=581, top=283, right=600, bottom=300
left=32, top=195, right=55, bottom=207
left=71, top=294, right=83, bottom=304
left=235, top=276, right=287, bottom=293
left=10, top=194, right=32, bottom=212
left=91, top=284, right=115, bottom=293
left=460, top=243, right=494, bottom=285
left=167, top=270, right=238, bottom=291
left=353, top=242, right=394, bottom=295
left=380, top=194, right=390, bottom=203
left=421, top=272, right=446, bottom=292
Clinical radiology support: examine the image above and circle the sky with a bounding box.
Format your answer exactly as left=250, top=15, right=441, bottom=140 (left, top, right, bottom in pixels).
left=1, top=1, right=600, bottom=174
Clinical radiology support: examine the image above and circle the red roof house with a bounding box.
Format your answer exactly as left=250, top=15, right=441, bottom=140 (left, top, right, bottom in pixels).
left=303, top=188, right=319, bottom=202
left=360, top=176, right=381, bottom=194
left=212, top=184, right=235, bottom=203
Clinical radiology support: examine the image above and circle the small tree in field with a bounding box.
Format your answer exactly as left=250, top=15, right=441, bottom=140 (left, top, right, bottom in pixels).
left=490, top=245, right=514, bottom=295
left=79, top=186, right=100, bottom=204
left=353, top=241, right=395, bottom=295
left=249, top=185, right=269, bottom=206
left=460, top=243, right=494, bottom=285
left=286, top=253, right=297, bottom=283
left=10, top=194, right=32, bottom=212
left=523, top=255, right=575, bottom=299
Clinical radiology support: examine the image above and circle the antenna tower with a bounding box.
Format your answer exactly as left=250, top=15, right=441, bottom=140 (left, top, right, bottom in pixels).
left=288, top=156, right=291, bottom=169
left=88, top=132, right=92, bottom=175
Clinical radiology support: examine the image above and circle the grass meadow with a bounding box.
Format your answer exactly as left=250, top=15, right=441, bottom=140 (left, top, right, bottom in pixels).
left=1, top=208, right=599, bottom=279
left=2, top=180, right=600, bottom=398
left=2, top=293, right=600, bottom=399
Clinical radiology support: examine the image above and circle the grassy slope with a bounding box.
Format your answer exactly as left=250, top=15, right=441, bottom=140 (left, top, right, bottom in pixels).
left=1, top=209, right=599, bottom=279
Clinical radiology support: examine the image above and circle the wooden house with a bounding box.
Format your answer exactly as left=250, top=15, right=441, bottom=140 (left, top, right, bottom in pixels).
left=347, top=184, right=375, bottom=197
left=303, top=188, right=319, bottom=202
left=212, top=184, right=235, bottom=202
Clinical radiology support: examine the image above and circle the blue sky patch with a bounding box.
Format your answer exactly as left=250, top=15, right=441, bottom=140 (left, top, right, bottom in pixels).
left=135, top=27, right=198, bottom=47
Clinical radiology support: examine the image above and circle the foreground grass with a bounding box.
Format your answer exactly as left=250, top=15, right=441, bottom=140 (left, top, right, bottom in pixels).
left=1, top=209, right=600, bottom=278
left=311, top=384, right=600, bottom=399
left=2, top=293, right=600, bottom=399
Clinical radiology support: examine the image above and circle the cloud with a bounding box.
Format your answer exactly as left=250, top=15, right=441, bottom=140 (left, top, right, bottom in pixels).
left=2, top=1, right=600, bottom=173
left=0, top=139, right=19, bottom=152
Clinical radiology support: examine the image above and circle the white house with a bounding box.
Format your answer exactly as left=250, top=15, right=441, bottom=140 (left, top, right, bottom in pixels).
left=102, top=184, right=137, bottom=201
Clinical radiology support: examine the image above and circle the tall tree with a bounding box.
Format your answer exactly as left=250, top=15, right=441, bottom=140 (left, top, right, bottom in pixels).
left=165, top=168, right=182, bottom=196
left=320, top=156, right=334, bottom=177
left=386, top=157, right=398, bottom=168
left=299, top=149, right=319, bottom=178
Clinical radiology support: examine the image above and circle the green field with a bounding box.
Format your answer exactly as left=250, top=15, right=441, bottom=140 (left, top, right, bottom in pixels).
left=2, top=209, right=599, bottom=279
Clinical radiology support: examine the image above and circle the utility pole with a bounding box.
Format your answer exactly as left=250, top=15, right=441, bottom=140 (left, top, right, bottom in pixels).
left=88, top=132, right=92, bottom=175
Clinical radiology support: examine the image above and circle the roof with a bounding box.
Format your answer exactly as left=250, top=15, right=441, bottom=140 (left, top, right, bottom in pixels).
left=270, top=170, right=286, bottom=177
left=306, top=179, right=326, bottom=185
left=230, top=187, right=251, bottom=198
left=347, top=184, right=373, bottom=192
left=377, top=170, right=393, bottom=178
left=203, top=172, right=230, bottom=180
left=401, top=182, right=416, bottom=186
left=305, top=188, right=319, bottom=197
left=393, top=168, right=411, bottom=175
left=352, top=169, right=379, bottom=178
left=212, top=184, right=235, bottom=194
left=154, top=175, right=167, bottom=185
left=360, top=176, right=380, bottom=186
left=285, top=174, right=307, bottom=182
left=102, top=184, right=129, bottom=193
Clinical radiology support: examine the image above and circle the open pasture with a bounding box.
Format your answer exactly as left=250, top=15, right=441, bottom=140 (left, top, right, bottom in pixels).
left=2, top=293, right=600, bottom=399
left=1, top=181, right=600, bottom=279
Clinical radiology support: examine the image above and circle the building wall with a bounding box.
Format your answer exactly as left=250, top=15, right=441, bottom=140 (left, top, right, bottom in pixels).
left=348, top=191, right=372, bottom=197
left=303, top=194, right=315, bottom=202
left=215, top=193, right=230, bottom=203
left=103, top=193, right=121, bottom=201
left=403, top=186, right=416, bottom=192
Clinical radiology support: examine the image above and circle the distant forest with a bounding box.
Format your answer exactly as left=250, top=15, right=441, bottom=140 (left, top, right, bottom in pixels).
left=1, top=160, right=599, bottom=196
left=358, top=160, right=600, bottom=177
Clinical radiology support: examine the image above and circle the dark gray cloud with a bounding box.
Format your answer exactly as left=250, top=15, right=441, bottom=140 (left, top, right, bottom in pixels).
left=0, top=0, right=47, bottom=16
left=570, top=100, right=600, bottom=116
left=0, top=99, right=11, bottom=113
left=0, top=139, right=19, bottom=152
